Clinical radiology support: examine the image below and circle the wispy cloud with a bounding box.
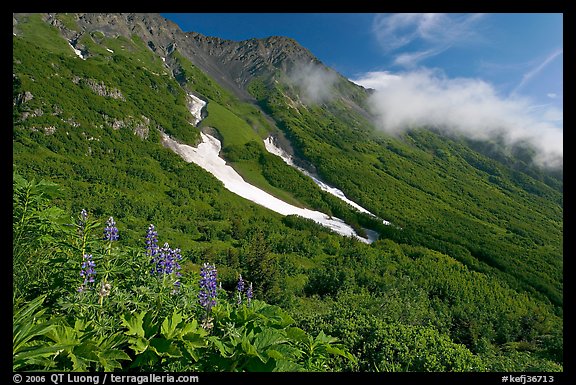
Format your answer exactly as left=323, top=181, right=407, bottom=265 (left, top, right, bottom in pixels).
left=393, top=48, right=445, bottom=68
left=511, top=48, right=563, bottom=95
left=372, top=13, right=484, bottom=67
left=288, top=62, right=338, bottom=104
left=351, top=69, right=563, bottom=168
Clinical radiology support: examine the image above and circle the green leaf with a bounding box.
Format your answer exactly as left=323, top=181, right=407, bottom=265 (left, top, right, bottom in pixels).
left=182, top=332, right=207, bottom=349
left=127, top=336, right=149, bottom=355
left=68, top=351, right=92, bottom=372
left=130, top=350, right=159, bottom=369
left=97, top=349, right=131, bottom=371
left=286, top=327, right=309, bottom=344
left=273, top=359, right=304, bottom=372
left=161, top=309, right=184, bottom=340
left=253, top=328, right=288, bottom=351
left=13, top=344, right=71, bottom=370
left=241, top=338, right=259, bottom=357
left=73, top=341, right=100, bottom=363
left=326, top=345, right=356, bottom=362
left=209, top=336, right=232, bottom=358
left=314, top=330, right=338, bottom=345
left=266, top=349, right=285, bottom=361
left=121, top=311, right=146, bottom=338
left=149, top=337, right=182, bottom=358
left=46, top=324, right=80, bottom=347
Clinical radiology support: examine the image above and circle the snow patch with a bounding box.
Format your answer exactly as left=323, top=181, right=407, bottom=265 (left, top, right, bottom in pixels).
left=162, top=132, right=373, bottom=243
left=264, top=136, right=390, bottom=226
left=68, top=42, right=86, bottom=60
left=106, top=48, right=114, bottom=53
left=188, top=94, right=206, bottom=126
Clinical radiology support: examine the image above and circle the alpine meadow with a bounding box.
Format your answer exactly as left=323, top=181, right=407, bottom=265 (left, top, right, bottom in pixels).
left=12, top=13, right=563, bottom=375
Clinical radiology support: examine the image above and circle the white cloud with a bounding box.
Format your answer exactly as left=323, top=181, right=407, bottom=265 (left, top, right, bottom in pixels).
left=352, top=69, right=563, bottom=168
left=393, top=48, right=443, bottom=68
left=288, top=62, right=338, bottom=104
left=547, top=92, right=557, bottom=99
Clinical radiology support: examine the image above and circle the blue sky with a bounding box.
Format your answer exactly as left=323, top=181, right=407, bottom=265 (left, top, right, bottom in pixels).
left=162, top=13, right=563, bottom=167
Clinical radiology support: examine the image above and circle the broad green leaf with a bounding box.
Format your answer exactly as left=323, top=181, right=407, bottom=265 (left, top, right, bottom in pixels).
left=273, top=359, right=304, bottom=372
left=182, top=332, right=207, bottom=349
left=150, top=337, right=182, bottom=358
left=97, top=349, right=131, bottom=371
left=265, top=349, right=285, bottom=361
left=241, top=338, right=258, bottom=357
left=130, top=350, right=159, bottom=369
left=127, top=336, right=149, bottom=355
left=13, top=344, right=71, bottom=370
left=326, top=345, right=356, bottom=362
left=46, top=324, right=79, bottom=346
left=68, top=351, right=91, bottom=372
left=121, top=311, right=146, bottom=338
left=253, top=328, right=288, bottom=351
left=161, top=309, right=183, bottom=340
left=73, top=341, right=100, bottom=362
left=315, top=330, right=338, bottom=344
left=209, top=337, right=232, bottom=358
left=285, top=327, right=309, bottom=344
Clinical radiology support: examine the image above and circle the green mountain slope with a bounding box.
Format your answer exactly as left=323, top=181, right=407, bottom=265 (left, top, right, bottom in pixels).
left=247, top=72, right=562, bottom=307
left=12, top=13, right=563, bottom=372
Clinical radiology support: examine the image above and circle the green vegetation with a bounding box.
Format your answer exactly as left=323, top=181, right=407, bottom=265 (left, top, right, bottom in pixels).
left=250, top=78, right=563, bottom=309
left=13, top=177, right=353, bottom=371
left=13, top=13, right=562, bottom=373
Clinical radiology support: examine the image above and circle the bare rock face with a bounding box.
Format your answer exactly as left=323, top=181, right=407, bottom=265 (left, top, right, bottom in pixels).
left=15, top=91, right=34, bottom=105
left=187, top=34, right=318, bottom=87
left=81, top=78, right=125, bottom=100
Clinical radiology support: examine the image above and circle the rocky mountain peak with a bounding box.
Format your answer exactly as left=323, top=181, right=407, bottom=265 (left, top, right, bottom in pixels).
left=186, top=32, right=318, bottom=85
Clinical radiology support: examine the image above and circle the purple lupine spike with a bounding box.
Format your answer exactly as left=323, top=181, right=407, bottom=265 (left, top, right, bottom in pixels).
left=236, top=274, right=245, bottom=305
left=246, top=282, right=253, bottom=304
left=104, top=216, right=119, bottom=241
left=149, top=237, right=182, bottom=280
left=198, top=263, right=218, bottom=311
left=78, top=253, right=96, bottom=292
left=145, top=224, right=159, bottom=258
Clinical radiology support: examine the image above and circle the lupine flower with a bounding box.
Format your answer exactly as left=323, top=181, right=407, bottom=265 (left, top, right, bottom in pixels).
left=103, top=216, right=119, bottom=241
left=246, top=282, right=253, bottom=304
left=78, top=253, right=96, bottom=292
left=151, top=242, right=182, bottom=276
left=145, top=224, right=159, bottom=259
left=236, top=274, right=245, bottom=304
left=198, top=263, right=218, bottom=312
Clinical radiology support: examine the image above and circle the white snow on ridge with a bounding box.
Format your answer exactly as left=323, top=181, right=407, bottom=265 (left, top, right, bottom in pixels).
left=264, top=136, right=390, bottom=225
left=162, top=132, right=373, bottom=243
left=68, top=42, right=86, bottom=60
left=188, top=94, right=206, bottom=126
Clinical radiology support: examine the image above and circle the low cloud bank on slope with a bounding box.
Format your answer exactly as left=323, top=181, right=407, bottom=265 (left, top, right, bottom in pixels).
left=352, top=69, right=563, bottom=168
left=288, top=62, right=338, bottom=104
